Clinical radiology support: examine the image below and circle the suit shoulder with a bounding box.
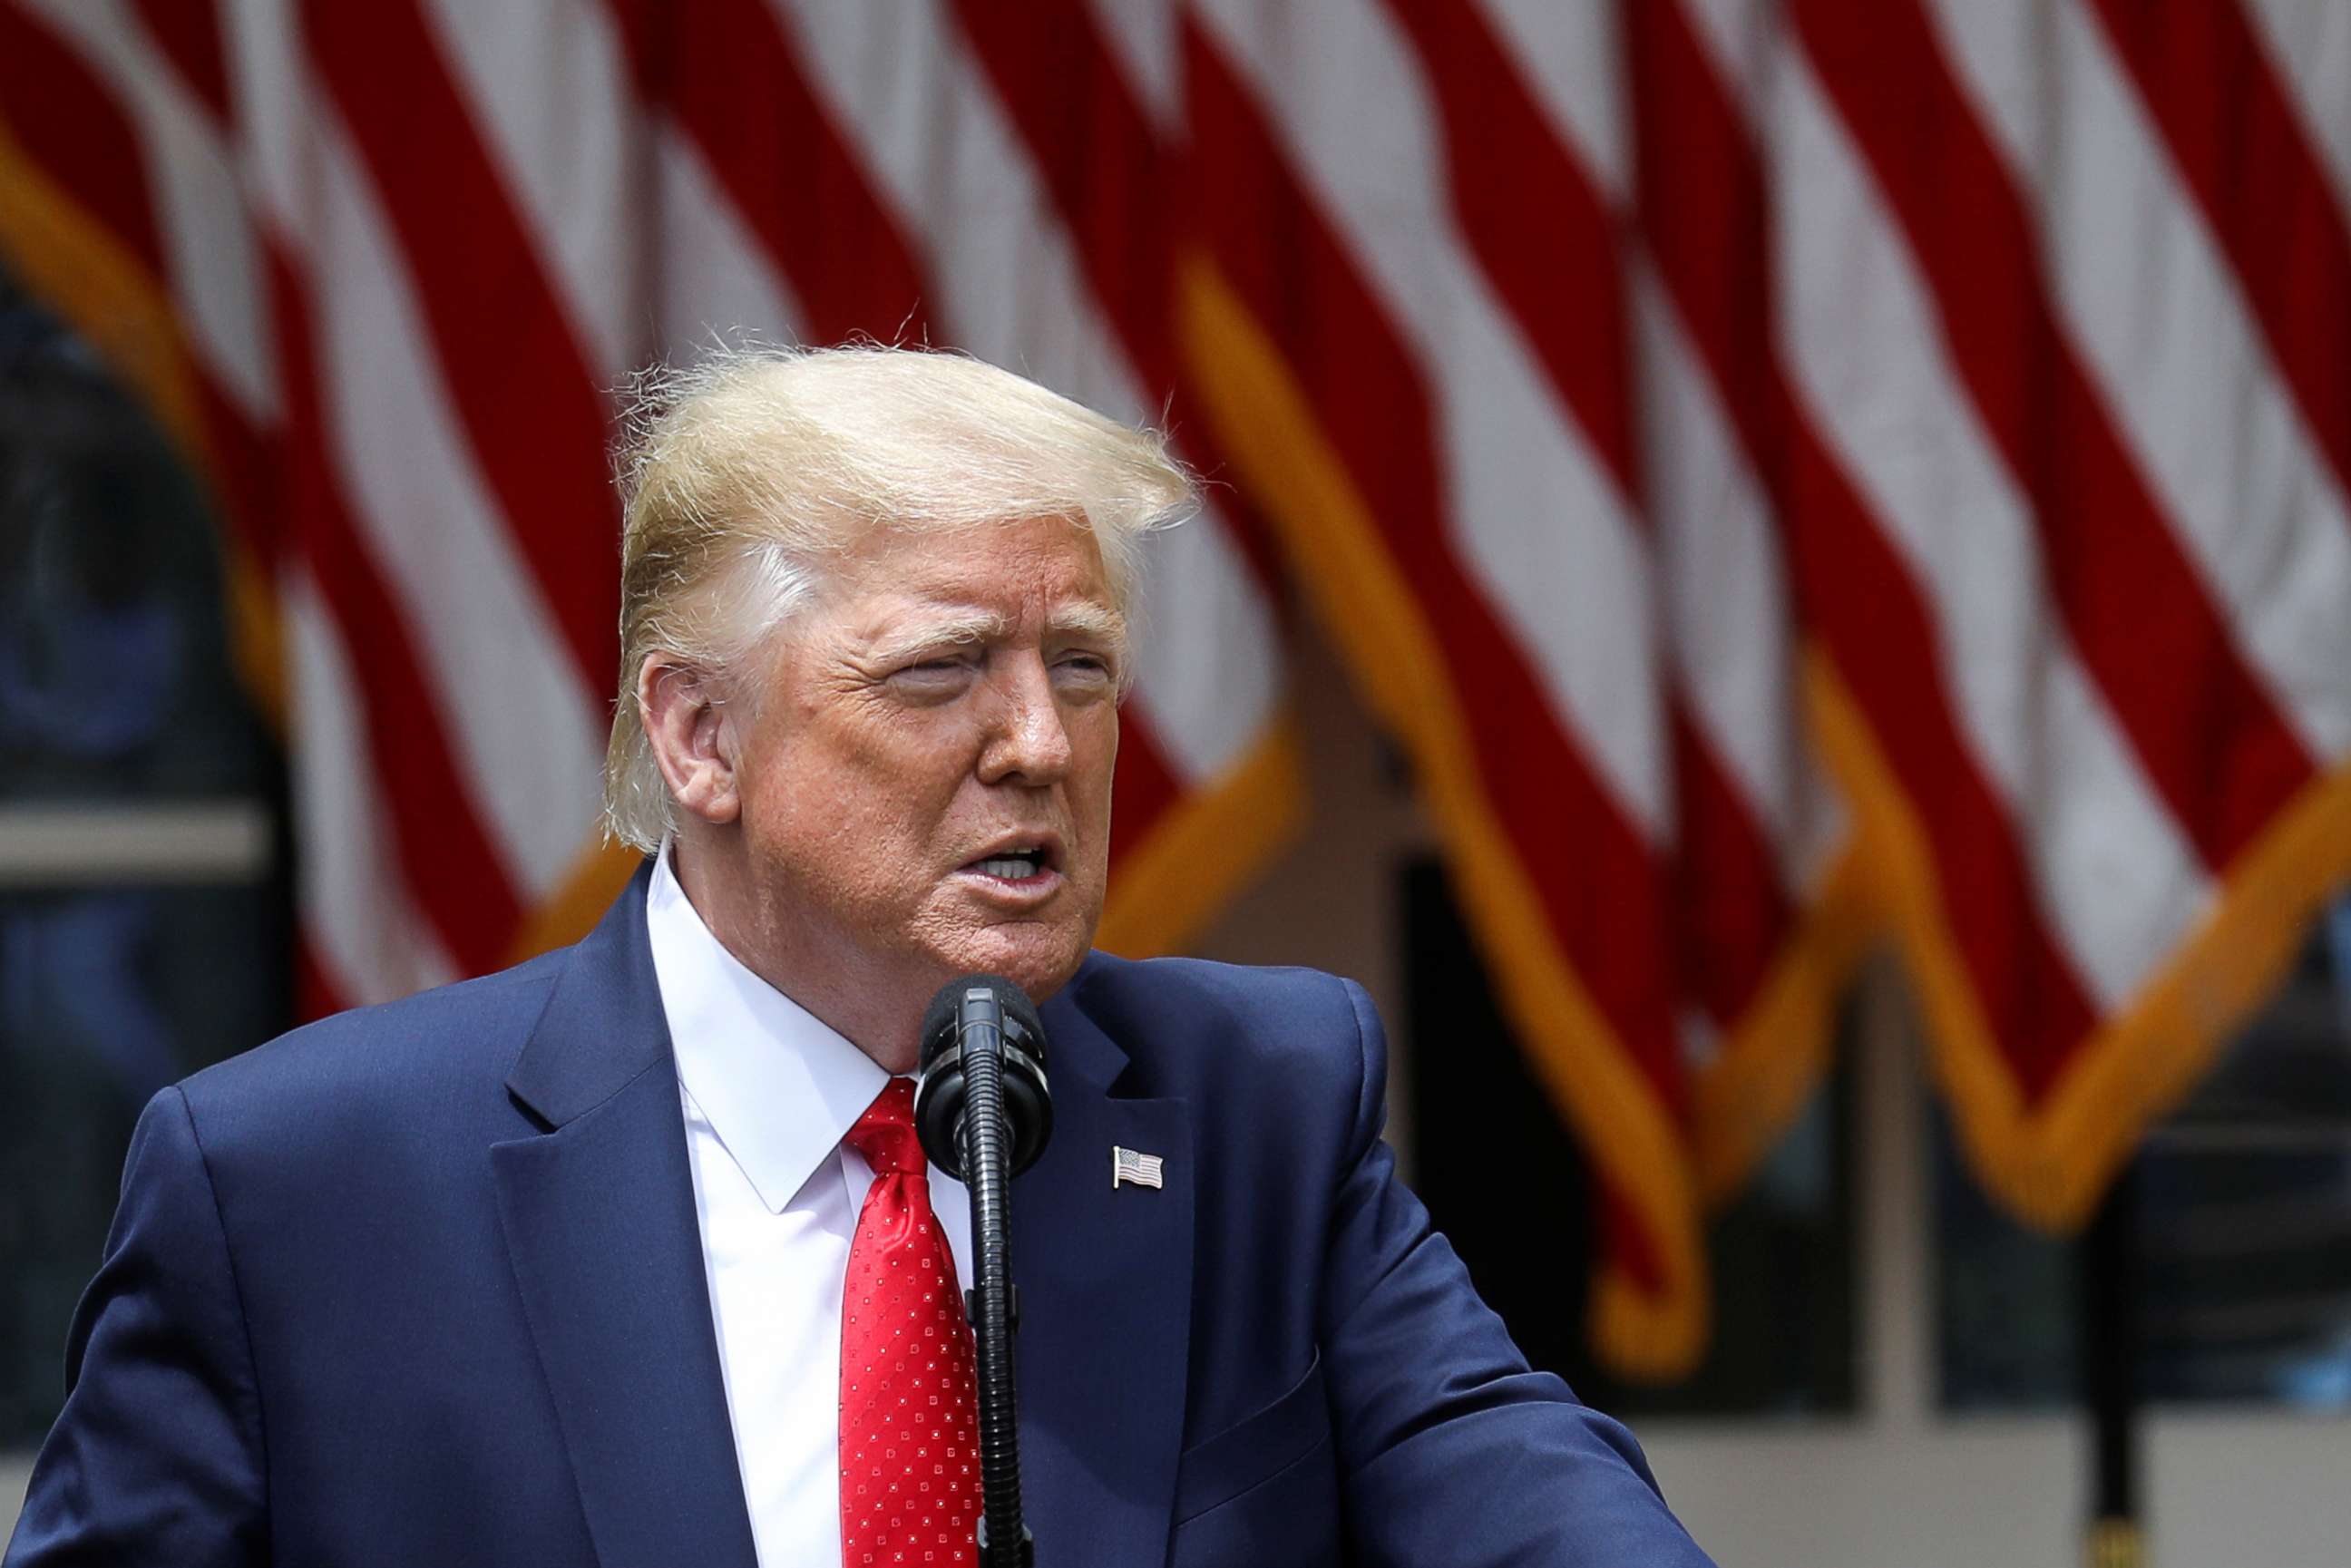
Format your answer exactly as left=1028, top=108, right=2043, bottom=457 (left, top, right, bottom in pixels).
left=1074, top=950, right=1361, bottom=1018
left=176, top=948, right=570, bottom=1137
left=1064, top=953, right=1377, bottom=1089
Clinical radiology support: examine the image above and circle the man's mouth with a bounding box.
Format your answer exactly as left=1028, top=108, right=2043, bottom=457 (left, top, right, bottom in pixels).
left=958, top=838, right=1064, bottom=886
left=967, top=847, right=1049, bottom=881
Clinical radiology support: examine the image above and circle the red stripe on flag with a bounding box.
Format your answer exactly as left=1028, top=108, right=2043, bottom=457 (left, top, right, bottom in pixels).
left=1671, top=714, right=1793, bottom=1027
left=190, top=372, right=281, bottom=567
left=943, top=2, right=1174, bottom=383
left=1627, top=5, right=1779, bottom=480
left=606, top=0, right=935, bottom=346
left=1786, top=404, right=2096, bottom=1096
left=0, top=5, right=168, bottom=276
left=299, top=0, right=618, bottom=693
left=1386, top=0, right=1803, bottom=1034
left=1185, top=23, right=1680, bottom=1290
left=127, top=0, right=232, bottom=127
left=1378, top=0, right=1639, bottom=496
left=1185, top=24, right=1683, bottom=1102
left=936, top=0, right=1287, bottom=598
left=1632, top=0, right=2097, bottom=1092
left=2087, top=0, right=2351, bottom=510
left=268, top=246, right=525, bottom=975
left=1795, top=0, right=2314, bottom=873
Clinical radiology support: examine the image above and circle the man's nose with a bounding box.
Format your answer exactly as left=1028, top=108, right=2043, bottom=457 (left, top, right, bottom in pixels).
left=977, top=657, right=1074, bottom=784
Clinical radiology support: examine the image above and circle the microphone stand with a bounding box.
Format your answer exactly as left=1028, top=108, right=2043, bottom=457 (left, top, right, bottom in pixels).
left=954, top=993, right=1036, bottom=1568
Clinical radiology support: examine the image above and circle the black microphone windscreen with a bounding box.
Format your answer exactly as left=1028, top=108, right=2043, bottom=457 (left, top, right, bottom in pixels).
left=919, top=974, right=1045, bottom=1072
left=913, top=973, right=1053, bottom=1178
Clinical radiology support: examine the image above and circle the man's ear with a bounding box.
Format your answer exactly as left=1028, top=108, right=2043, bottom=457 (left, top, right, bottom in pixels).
left=639, top=654, right=742, bottom=826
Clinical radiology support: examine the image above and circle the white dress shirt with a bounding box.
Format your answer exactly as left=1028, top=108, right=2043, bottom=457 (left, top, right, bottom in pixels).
left=646, top=845, right=974, bottom=1568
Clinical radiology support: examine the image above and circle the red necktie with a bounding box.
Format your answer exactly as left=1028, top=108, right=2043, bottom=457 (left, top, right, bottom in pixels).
left=839, top=1078, right=981, bottom=1568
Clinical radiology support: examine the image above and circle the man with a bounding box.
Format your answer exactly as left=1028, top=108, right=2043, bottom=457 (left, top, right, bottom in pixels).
left=6, top=347, right=1713, bottom=1566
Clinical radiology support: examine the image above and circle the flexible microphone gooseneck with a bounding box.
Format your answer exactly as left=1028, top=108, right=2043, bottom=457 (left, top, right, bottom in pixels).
left=914, top=976, right=1051, bottom=1568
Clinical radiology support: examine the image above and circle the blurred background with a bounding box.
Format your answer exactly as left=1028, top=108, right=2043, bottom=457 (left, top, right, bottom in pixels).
left=3, top=1, right=2349, bottom=1563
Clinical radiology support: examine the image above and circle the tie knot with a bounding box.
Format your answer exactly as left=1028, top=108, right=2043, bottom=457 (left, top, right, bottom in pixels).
left=844, top=1077, right=926, bottom=1175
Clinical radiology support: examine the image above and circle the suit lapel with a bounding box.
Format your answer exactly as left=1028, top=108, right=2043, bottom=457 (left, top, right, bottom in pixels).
left=1020, top=978, right=1194, bottom=1568
left=492, top=871, right=758, bottom=1568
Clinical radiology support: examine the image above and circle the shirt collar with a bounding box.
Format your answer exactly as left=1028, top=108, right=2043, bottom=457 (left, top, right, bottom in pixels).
left=645, top=840, right=889, bottom=1213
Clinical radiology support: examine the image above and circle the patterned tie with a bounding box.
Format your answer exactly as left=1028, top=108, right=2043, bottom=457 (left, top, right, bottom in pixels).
left=839, top=1077, right=981, bottom=1567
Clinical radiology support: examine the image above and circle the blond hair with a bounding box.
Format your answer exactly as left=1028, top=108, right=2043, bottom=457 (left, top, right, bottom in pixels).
left=602, top=344, right=1195, bottom=852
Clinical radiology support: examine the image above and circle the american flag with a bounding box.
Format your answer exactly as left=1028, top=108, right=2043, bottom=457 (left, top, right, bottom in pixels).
left=1113, top=1145, right=1166, bottom=1192
left=1, top=0, right=2346, bottom=1381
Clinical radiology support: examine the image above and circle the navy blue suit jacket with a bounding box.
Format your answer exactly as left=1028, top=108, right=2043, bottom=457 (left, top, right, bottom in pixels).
left=7, top=872, right=1712, bottom=1566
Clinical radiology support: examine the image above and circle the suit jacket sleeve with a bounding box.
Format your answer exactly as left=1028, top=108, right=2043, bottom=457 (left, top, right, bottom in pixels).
left=5, top=1087, right=269, bottom=1568
left=1321, top=979, right=1715, bottom=1567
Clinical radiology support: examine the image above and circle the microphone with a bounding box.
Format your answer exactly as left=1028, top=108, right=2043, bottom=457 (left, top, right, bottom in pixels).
left=912, top=974, right=1049, bottom=1566
left=913, top=975, right=1054, bottom=1179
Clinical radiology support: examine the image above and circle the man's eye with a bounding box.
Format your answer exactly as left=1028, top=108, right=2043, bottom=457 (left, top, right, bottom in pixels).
left=1054, top=653, right=1117, bottom=686
left=891, top=657, right=975, bottom=687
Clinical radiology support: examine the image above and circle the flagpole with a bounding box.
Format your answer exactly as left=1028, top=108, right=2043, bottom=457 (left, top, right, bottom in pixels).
left=2082, top=1160, right=2143, bottom=1568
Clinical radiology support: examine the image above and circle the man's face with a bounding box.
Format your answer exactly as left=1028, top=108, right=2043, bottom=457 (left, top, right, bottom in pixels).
left=727, top=513, right=1124, bottom=1017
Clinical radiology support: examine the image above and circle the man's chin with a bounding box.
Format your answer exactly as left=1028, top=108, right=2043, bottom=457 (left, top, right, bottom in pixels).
left=932, top=922, right=1092, bottom=1004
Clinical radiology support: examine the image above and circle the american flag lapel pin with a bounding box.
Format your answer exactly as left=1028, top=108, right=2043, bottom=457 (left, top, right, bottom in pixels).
left=1111, top=1144, right=1165, bottom=1190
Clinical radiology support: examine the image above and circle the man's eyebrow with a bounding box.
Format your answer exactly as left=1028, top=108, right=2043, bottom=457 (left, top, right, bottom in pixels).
left=863, top=602, right=1127, bottom=666
left=1045, top=602, right=1128, bottom=645
left=865, top=611, right=1010, bottom=666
